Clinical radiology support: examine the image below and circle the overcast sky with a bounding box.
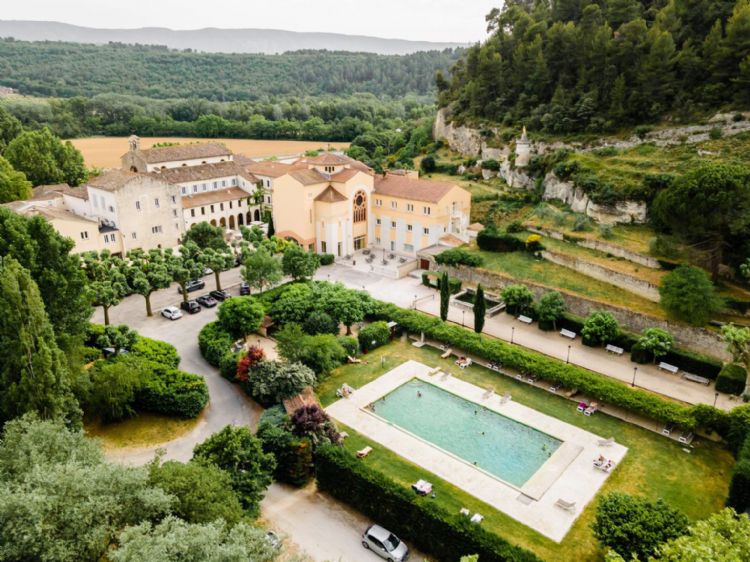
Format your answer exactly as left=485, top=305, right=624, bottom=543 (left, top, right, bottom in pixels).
left=4, top=0, right=500, bottom=43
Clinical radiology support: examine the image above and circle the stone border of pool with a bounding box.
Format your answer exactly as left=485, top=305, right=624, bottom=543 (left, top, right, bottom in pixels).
left=325, top=360, right=628, bottom=542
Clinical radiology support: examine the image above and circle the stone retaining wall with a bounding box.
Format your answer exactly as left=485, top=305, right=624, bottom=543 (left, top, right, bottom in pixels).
left=541, top=250, right=661, bottom=302
left=436, top=264, right=729, bottom=360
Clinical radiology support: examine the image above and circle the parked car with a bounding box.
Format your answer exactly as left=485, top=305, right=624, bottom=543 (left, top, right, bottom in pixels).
left=161, top=306, right=183, bottom=321
left=178, top=279, right=205, bottom=294
left=210, top=289, right=231, bottom=301
left=265, top=531, right=281, bottom=550
left=180, top=300, right=201, bottom=314
left=239, top=282, right=251, bottom=296
left=196, top=294, right=218, bottom=308
left=203, top=267, right=214, bottom=276
left=102, top=347, right=129, bottom=358
left=362, top=525, right=409, bottom=562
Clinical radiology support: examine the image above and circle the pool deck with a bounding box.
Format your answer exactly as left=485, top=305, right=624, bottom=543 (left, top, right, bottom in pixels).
left=326, top=360, right=628, bottom=542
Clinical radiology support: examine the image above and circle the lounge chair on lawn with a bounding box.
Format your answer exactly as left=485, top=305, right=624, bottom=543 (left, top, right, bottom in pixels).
left=584, top=402, right=599, bottom=416
left=679, top=431, right=694, bottom=445
left=576, top=401, right=588, bottom=413
left=662, top=423, right=675, bottom=436
left=598, top=437, right=615, bottom=447
left=357, top=446, right=373, bottom=459
left=336, top=384, right=355, bottom=398
left=346, top=355, right=362, bottom=364
left=555, top=499, right=576, bottom=511
left=470, top=513, right=484, bottom=524
left=412, top=479, right=433, bottom=495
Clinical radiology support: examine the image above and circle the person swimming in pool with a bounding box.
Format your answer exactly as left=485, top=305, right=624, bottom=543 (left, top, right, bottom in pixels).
left=417, top=391, right=422, bottom=398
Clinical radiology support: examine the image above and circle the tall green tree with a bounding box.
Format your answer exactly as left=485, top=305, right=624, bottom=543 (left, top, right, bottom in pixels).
left=0, top=155, right=31, bottom=203
left=166, top=243, right=205, bottom=304
left=281, top=244, right=319, bottom=281
left=81, top=250, right=128, bottom=325
left=201, top=247, right=235, bottom=291
left=439, top=271, right=450, bottom=321
left=192, top=425, right=276, bottom=516
left=0, top=105, right=23, bottom=152
left=4, top=127, right=87, bottom=187
left=183, top=221, right=229, bottom=251
left=217, top=297, right=265, bottom=339
left=0, top=257, right=81, bottom=426
left=652, top=163, right=750, bottom=281
left=474, top=284, right=486, bottom=334
left=126, top=249, right=172, bottom=317
left=536, top=291, right=566, bottom=330
left=241, top=246, right=282, bottom=294
left=659, top=265, right=723, bottom=325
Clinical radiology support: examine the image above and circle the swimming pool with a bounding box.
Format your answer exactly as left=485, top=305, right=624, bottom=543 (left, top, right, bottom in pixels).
left=371, top=378, right=561, bottom=487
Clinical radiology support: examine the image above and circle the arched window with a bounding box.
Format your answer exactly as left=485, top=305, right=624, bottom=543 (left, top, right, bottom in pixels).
left=353, top=191, right=367, bottom=223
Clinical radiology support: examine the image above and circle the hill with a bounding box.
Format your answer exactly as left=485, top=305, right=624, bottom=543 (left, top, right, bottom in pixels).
left=0, top=20, right=465, bottom=55
left=0, top=38, right=461, bottom=100
left=438, top=0, right=750, bottom=134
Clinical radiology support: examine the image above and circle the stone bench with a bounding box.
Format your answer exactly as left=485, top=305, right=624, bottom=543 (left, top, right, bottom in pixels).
left=682, top=372, right=710, bottom=385
left=658, top=362, right=679, bottom=374
left=517, top=315, right=533, bottom=324
left=605, top=344, right=624, bottom=356
left=559, top=329, right=576, bottom=340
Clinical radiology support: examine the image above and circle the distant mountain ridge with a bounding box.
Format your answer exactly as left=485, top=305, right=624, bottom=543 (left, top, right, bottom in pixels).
left=0, top=20, right=465, bottom=55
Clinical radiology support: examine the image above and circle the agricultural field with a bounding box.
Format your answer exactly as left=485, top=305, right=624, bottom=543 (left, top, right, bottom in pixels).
left=70, top=137, right=350, bottom=168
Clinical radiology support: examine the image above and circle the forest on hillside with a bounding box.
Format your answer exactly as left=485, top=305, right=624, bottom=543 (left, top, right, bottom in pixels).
left=438, top=0, right=750, bottom=133
left=0, top=39, right=461, bottom=100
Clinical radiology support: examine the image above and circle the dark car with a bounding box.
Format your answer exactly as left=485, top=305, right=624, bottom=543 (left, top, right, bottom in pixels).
left=178, top=279, right=205, bottom=294
left=196, top=294, right=218, bottom=308
left=239, top=282, right=251, bottom=296
left=210, top=289, right=231, bottom=301
left=180, top=300, right=201, bottom=314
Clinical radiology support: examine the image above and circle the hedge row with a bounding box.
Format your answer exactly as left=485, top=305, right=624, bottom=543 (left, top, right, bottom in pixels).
left=198, top=321, right=235, bottom=367
left=316, top=445, right=540, bottom=562
left=136, top=360, right=209, bottom=418
left=373, top=303, right=701, bottom=428
left=728, top=435, right=750, bottom=513
left=559, top=313, right=722, bottom=380
left=477, top=229, right=527, bottom=253
left=131, top=336, right=180, bottom=368
left=716, top=364, right=748, bottom=396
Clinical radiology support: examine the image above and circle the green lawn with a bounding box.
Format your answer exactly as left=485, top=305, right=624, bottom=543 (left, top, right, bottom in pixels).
left=317, top=341, right=733, bottom=562
left=85, top=413, right=200, bottom=449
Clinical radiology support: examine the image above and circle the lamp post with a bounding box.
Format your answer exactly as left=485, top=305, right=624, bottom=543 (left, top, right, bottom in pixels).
left=462, top=310, right=466, bottom=327
left=566, top=345, right=571, bottom=364
left=413, top=294, right=417, bottom=310
left=511, top=326, right=515, bottom=344
left=713, top=392, right=719, bottom=407
left=631, top=367, right=638, bottom=388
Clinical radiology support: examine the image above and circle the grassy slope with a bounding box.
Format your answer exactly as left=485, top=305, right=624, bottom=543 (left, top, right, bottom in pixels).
left=318, top=341, right=733, bottom=562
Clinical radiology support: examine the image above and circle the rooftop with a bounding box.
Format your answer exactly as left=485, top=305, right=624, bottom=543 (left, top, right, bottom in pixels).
left=87, top=169, right=141, bottom=192
left=374, top=172, right=457, bottom=204
left=290, top=168, right=328, bottom=186
left=314, top=185, right=348, bottom=203
left=246, top=160, right=293, bottom=178
left=181, top=187, right=249, bottom=209
left=134, top=142, right=232, bottom=164
left=151, top=161, right=256, bottom=185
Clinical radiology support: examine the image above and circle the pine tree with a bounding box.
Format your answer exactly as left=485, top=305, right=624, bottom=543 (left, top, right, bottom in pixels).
left=439, top=272, right=450, bottom=322
left=0, top=256, right=81, bottom=426
left=474, top=284, right=486, bottom=334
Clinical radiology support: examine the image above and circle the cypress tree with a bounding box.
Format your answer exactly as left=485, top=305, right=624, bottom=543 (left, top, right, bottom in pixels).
left=439, top=272, right=450, bottom=321
left=267, top=215, right=275, bottom=238
left=474, top=284, right=486, bottom=334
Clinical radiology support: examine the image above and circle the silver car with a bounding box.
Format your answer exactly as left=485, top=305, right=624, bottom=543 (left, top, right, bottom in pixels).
left=161, top=306, right=183, bottom=321
left=362, top=525, right=409, bottom=562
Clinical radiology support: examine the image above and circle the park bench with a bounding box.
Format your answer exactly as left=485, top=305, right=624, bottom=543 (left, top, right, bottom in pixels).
left=682, top=372, right=710, bottom=385
left=658, top=362, right=679, bottom=374
left=517, top=315, right=533, bottom=324
left=605, top=344, right=624, bottom=356
left=560, top=328, right=576, bottom=339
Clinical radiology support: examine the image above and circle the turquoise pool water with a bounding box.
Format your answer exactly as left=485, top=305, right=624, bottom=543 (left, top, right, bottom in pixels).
left=372, top=379, right=561, bottom=487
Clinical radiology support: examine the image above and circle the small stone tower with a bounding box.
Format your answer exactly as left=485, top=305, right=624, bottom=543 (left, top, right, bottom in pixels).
left=515, top=126, right=530, bottom=168
left=128, top=135, right=141, bottom=152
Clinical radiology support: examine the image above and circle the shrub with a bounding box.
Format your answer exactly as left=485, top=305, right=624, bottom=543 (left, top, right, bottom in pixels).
left=198, top=321, right=234, bottom=367
left=659, top=266, right=723, bottom=326
left=592, top=492, right=688, bottom=561
left=136, top=361, right=209, bottom=418
left=435, top=248, right=483, bottom=267
left=501, top=285, right=535, bottom=316
left=506, top=220, right=524, bottom=233
left=476, top=228, right=526, bottom=252
left=242, top=361, right=316, bottom=407
left=290, top=404, right=340, bottom=445
left=421, top=272, right=431, bottom=287
left=303, top=311, right=339, bottom=335
left=535, top=291, right=566, bottom=331
left=219, top=351, right=240, bottom=381
left=359, top=321, right=390, bottom=352
left=727, top=459, right=750, bottom=519
left=481, top=159, right=500, bottom=171
left=217, top=296, right=265, bottom=338
left=85, top=359, right=141, bottom=422
left=525, top=234, right=543, bottom=252
left=316, top=445, right=541, bottom=562
left=599, top=224, right=613, bottom=239
left=235, top=346, right=265, bottom=382
left=276, top=324, right=346, bottom=375
left=80, top=346, right=102, bottom=364
left=131, top=336, right=180, bottom=368
left=634, top=125, right=653, bottom=139
left=257, top=421, right=313, bottom=487
left=337, top=336, right=359, bottom=357
left=318, top=253, right=335, bottom=266
left=582, top=311, right=619, bottom=347
left=572, top=215, right=592, bottom=232
left=634, top=328, right=674, bottom=363
left=709, top=126, right=723, bottom=139
left=420, top=154, right=436, bottom=173
left=716, top=364, right=747, bottom=395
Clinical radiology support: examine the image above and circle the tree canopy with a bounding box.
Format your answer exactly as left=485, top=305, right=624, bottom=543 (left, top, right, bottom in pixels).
left=0, top=155, right=31, bottom=203
left=4, top=127, right=87, bottom=187
left=659, top=265, right=723, bottom=325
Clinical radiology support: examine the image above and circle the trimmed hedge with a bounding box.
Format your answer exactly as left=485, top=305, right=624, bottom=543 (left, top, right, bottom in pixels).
left=728, top=432, right=750, bottom=513
left=371, top=303, right=706, bottom=428
left=716, top=364, right=748, bottom=396
left=316, top=445, right=540, bottom=562
left=358, top=321, right=390, bottom=353
left=131, top=336, right=180, bottom=368
left=198, top=321, right=234, bottom=367
left=435, top=248, right=484, bottom=267
left=134, top=360, right=209, bottom=418
left=477, top=229, right=526, bottom=252
left=318, top=253, right=335, bottom=266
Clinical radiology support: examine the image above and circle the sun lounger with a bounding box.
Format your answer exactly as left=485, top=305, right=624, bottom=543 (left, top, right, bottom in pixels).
left=605, top=344, right=624, bottom=356
left=338, top=432, right=349, bottom=440
left=577, top=401, right=588, bottom=413
left=459, top=358, right=473, bottom=369
left=594, top=460, right=615, bottom=472
left=499, top=393, right=512, bottom=404
left=346, top=355, right=362, bottom=364
left=483, top=387, right=495, bottom=399
left=357, top=446, right=373, bottom=458
left=517, top=314, right=533, bottom=324
left=679, top=431, right=694, bottom=445
left=555, top=499, right=576, bottom=511
left=412, top=479, right=433, bottom=495
left=459, top=508, right=470, bottom=516
left=560, top=329, right=577, bottom=339
left=440, top=348, right=453, bottom=359
left=598, top=437, right=615, bottom=447
left=584, top=402, right=599, bottom=416
left=336, top=384, right=355, bottom=398
left=658, top=362, right=679, bottom=374
left=662, top=423, right=675, bottom=436
left=470, top=513, right=484, bottom=523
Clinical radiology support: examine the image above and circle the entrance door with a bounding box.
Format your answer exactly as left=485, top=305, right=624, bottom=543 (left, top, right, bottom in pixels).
left=420, top=258, right=430, bottom=270
left=390, top=241, right=395, bottom=251
left=354, top=235, right=366, bottom=251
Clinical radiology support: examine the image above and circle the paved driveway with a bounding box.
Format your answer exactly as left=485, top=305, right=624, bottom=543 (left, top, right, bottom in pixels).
left=93, top=267, right=261, bottom=465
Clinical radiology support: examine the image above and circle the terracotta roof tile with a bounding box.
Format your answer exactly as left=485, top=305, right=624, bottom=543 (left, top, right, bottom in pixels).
left=181, top=187, right=249, bottom=209
left=137, top=142, right=232, bottom=164
left=289, top=169, right=327, bottom=185
left=314, top=185, right=348, bottom=203
left=87, top=169, right=141, bottom=192
left=151, top=161, right=256, bottom=185
left=246, top=160, right=292, bottom=178
left=373, top=173, right=457, bottom=204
